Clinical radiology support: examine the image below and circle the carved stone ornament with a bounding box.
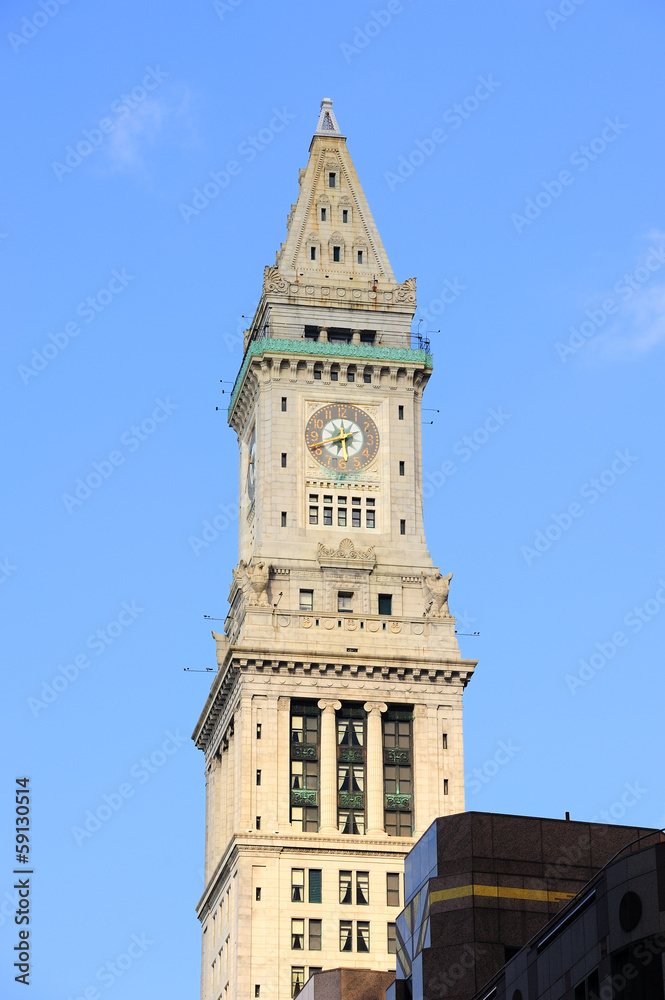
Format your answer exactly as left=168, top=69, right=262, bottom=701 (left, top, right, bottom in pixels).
left=394, top=276, right=417, bottom=304
left=317, top=537, right=376, bottom=569
left=422, top=569, right=453, bottom=618
left=262, top=264, right=290, bottom=295
left=233, top=558, right=272, bottom=607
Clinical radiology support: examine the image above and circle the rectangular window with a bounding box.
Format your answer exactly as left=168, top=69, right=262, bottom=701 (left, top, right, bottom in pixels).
left=384, top=765, right=412, bottom=795
left=338, top=508, right=347, bottom=527
left=357, top=922, right=370, bottom=953
left=352, top=497, right=361, bottom=505
left=281, top=453, right=287, bottom=467
left=385, top=811, right=412, bottom=837
left=308, top=869, right=322, bottom=904
left=320, top=208, right=326, bottom=220
left=256, top=723, right=262, bottom=739
left=291, top=918, right=305, bottom=950
left=338, top=592, right=353, bottom=612
left=387, top=923, right=397, bottom=954
left=339, top=920, right=353, bottom=952
left=309, top=493, right=319, bottom=502
left=329, top=172, right=336, bottom=188
left=366, top=509, right=375, bottom=529
left=398, top=405, right=404, bottom=420
left=291, top=760, right=318, bottom=790
left=256, top=769, right=261, bottom=785
left=281, top=512, right=287, bottom=527
left=299, top=589, right=313, bottom=612
left=363, top=370, right=371, bottom=383
left=291, top=869, right=305, bottom=903
left=291, top=967, right=305, bottom=997
left=309, top=506, right=318, bottom=525
left=399, top=461, right=405, bottom=476
left=309, top=919, right=322, bottom=951
left=356, top=872, right=370, bottom=905
left=387, top=873, right=400, bottom=907
left=347, top=370, right=355, bottom=382
left=444, top=779, right=449, bottom=795
left=352, top=509, right=361, bottom=528
left=442, top=733, right=448, bottom=749
left=309, top=968, right=322, bottom=980
left=339, top=810, right=365, bottom=835
left=342, top=209, right=348, bottom=223
left=333, top=246, right=340, bottom=262
left=314, top=367, right=322, bottom=380
left=324, top=495, right=333, bottom=503
left=357, top=250, right=363, bottom=263
left=255, top=816, right=261, bottom=830
left=281, top=397, right=287, bottom=411
left=400, top=519, right=406, bottom=535
left=330, top=369, right=338, bottom=381
left=323, top=507, right=333, bottom=525
left=339, top=871, right=352, bottom=904
left=255, top=987, right=261, bottom=998
left=378, top=594, right=392, bottom=616
left=310, top=246, right=316, bottom=260
left=338, top=764, right=364, bottom=793
left=255, top=887, right=261, bottom=901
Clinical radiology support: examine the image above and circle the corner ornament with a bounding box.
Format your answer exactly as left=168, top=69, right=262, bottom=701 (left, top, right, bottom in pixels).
left=422, top=570, right=453, bottom=618
left=394, top=276, right=416, bottom=304
left=263, top=264, right=290, bottom=296
left=233, top=559, right=272, bottom=607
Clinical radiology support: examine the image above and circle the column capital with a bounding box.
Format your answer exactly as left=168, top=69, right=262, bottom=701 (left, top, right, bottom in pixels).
left=317, top=699, right=342, bottom=712
left=363, top=701, right=388, bottom=715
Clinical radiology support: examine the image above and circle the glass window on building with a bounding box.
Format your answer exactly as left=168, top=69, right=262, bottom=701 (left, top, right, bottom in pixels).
left=291, top=760, right=318, bottom=790
left=308, top=869, right=322, bottom=904
left=339, top=921, right=353, bottom=952
left=385, top=811, right=412, bottom=837
left=356, top=872, right=369, bottom=905
left=384, top=765, right=411, bottom=795
left=338, top=810, right=365, bottom=835
left=337, top=719, right=364, bottom=746
left=291, top=714, right=318, bottom=745
left=339, top=871, right=352, bottom=904
left=386, top=873, right=400, bottom=907
left=291, top=703, right=320, bottom=832
left=291, top=919, right=305, bottom=950
left=308, top=920, right=322, bottom=951
left=357, top=921, right=370, bottom=953
left=291, top=967, right=305, bottom=997
left=387, top=923, right=397, bottom=954
left=383, top=709, right=413, bottom=836
left=338, top=764, right=364, bottom=792
left=291, top=869, right=305, bottom=903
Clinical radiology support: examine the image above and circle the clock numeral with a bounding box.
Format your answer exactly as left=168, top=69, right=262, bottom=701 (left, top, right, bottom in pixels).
left=366, top=434, right=374, bottom=446
left=314, top=418, right=323, bottom=429
left=353, top=458, right=361, bottom=469
left=338, top=405, right=347, bottom=417
left=361, top=448, right=369, bottom=457
left=338, top=459, right=347, bottom=471
left=363, top=421, right=370, bottom=431
left=309, top=430, right=319, bottom=442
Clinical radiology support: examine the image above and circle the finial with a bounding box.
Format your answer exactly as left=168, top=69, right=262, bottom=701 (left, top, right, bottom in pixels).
left=314, top=97, right=345, bottom=138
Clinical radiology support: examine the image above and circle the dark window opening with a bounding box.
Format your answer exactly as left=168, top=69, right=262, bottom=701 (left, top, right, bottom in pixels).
left=329, top=172, right=336, bottom=188
left=357, top=251, right=363, bottom=263
left=310, top=246, right=316, bottom=260
left=309, top=919, right=322, bottom=951
left=320, top=208, right=326, bottom=221
left=443, top=779, right=449, bottom=795
left=399, top=461, right=405, bottom=476
left=281, top=512, right=287, bottom=527
left=342, top=210, right=348, bottom=223
left=281, top=453, right=287, bottom=467
left=255, top=887, right=261, bottom=901
left=256, top=723, right=262, bottom=739
left=328, top=327, right=353, bottom=343
left=333, top=246, right=341, bottom=262
left=330, top=369, right=339, bottom=381
left=366, top=509, right=375, bottom=528
left=281, top=397, right=287, bottom=411
left=308, top=869, right=322, bottom=904
left=255, top=816, right=261, bottom=830
left=387, top=873, right=400, bottom=907
left=378, top=594, right=392, bottom=616
left=398, top=405, right=404, bottom=420
left=356, top=872, right=370, bottom=905
left=314, top=367, right=322, bottom=380
left=304, top=326, right=320, bottom=341
left=442, top=733, right=447, bottom=749
left=256, top=769, right=261, bottom=785
left=400, top=519, right=406, bottom=535
left=347, top=370, right=355, bottom=382
left=363, top=371, right=371, bottom=383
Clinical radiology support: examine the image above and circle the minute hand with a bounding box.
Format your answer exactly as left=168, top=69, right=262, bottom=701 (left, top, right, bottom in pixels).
left=310, top=431, right=353, bottom=448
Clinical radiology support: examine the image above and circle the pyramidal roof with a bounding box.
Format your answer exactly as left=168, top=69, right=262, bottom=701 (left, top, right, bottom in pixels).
left=275, top=99, right=396, bottom=284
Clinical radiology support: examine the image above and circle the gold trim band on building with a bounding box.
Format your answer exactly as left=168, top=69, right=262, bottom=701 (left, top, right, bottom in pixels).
left=430, top=884, right=576, bottom=904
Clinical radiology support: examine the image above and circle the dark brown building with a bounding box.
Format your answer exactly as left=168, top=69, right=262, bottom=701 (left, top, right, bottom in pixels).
left=387, top=812, right=661, bottom=1000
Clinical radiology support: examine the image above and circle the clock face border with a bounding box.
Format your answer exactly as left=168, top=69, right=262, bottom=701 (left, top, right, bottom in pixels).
left=304, top=402, right=380, bottom=474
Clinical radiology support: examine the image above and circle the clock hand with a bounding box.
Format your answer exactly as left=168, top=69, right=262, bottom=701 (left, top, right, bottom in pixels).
left=310, top=430, right=353, bottom=448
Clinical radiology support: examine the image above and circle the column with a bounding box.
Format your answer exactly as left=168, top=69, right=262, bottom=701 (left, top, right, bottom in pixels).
left=351, top=329, right=361, bottom=345
left=319, top=327, right=328, bottom=343
left=412, top=704, right=430, bottom=837
left=277, top=696, right=291, bottom=829
left=317, top=699, right=341, bottom=834
left=364, top=701, right=388, bottom=837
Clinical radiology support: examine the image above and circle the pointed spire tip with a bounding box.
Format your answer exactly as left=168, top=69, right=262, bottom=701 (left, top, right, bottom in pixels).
left=314, top=97, right=345, bottom=138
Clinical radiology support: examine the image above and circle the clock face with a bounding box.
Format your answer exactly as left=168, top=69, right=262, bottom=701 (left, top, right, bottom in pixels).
left=247, top=428, right=256, bottom=500
left=305, top=403, right=379, bottom=473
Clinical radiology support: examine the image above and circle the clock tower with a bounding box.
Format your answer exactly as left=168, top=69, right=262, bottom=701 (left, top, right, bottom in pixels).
left=193, top=99, right=476, bottom=1000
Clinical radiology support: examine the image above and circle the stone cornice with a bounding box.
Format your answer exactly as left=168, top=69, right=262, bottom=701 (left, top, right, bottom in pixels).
left=228, top=337, right=432, bottom=417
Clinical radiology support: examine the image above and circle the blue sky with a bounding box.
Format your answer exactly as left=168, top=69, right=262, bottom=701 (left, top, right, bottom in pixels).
left=2, top=0, right=664, bottom=996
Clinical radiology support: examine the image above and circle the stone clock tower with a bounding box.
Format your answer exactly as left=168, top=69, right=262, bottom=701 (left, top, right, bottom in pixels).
left=193, top=99, right=476, bottom=1000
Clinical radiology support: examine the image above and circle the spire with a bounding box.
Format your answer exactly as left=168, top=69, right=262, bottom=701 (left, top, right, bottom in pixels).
left=314, top=97, right=345, bottom=138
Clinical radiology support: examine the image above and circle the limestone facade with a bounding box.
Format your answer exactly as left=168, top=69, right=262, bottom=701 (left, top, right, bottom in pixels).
left=193, top=99, right=476, bottom=1000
